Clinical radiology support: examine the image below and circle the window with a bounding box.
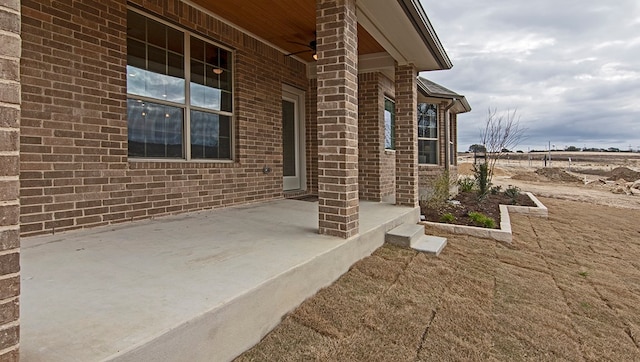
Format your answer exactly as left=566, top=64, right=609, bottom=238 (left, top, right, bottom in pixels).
left=449, top=118, right=455, bottom=165
left=418, top=103, right=438, bottom=164
left=126, top=10, right=233, bottom=160
left=384, top=98, right=395, bottom=150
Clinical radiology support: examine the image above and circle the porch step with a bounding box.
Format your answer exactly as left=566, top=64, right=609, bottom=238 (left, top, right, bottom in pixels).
left=412, top=235, right=447, bottom=256
left=385, top=224, right=447, bottom=256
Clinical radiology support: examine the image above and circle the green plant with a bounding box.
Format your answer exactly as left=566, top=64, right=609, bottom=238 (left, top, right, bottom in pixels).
left=458, top=177, right=475, bottom=193
left=440, top=213, right=456, bottom=223
left=578, top=271, right=588, bottom=277
left=468, top=211, right=496, bottom=228
left=490, top=185, right=502, bottom=195
left=505, top=185, right=521, bottom=203
left=472, top=162, right=490, bottom=196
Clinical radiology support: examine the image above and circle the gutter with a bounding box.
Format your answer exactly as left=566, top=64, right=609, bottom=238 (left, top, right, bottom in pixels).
left=398, top=0, right=453, bottom=69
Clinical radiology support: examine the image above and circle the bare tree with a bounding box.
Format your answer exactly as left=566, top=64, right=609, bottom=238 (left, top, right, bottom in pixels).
left=480, top=108, right=527, bottom=184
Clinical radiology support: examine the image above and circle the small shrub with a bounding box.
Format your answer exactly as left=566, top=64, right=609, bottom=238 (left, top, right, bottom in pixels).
left=468, top=211, right=496, bottom=228
left=473, top=162, right=490, bottom=196
left=505, top=185, right=521, bottom=203
left=440, top=213, right=456, bottom=223
left=458, top=177, right=475, bottom=193
left=490, top=185, right=502, bottom=195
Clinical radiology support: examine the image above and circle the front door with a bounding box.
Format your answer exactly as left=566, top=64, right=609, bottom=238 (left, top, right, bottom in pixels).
left=282, top=88, right=304, bottom=191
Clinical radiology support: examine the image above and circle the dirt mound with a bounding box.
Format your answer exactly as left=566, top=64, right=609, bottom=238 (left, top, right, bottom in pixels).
left=511, top=172, right=544, bottom=182
left=607, top=167, right=640, bottom=181
left=535, top=168, right=582, bottom=183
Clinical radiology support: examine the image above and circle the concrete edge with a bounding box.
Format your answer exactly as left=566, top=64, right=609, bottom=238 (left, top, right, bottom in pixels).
left=420, top=193, right=548, bottom=244
left=506, top=192, right=548, bottom=218
left=109, top=207, right=419, bottom=362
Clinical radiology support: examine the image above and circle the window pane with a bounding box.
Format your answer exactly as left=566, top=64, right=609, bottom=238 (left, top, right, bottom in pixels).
left=168, top=53, right=184, bottom=79
left=418, top=103, right=437, bottom=139
left=127, top=38, right=146, bottom=70
left=450, top=142, right=455, bottom=165
left=147, top=45, right=166, bottom=75
left=419, top=139, right=437, bottom=164
left=282, top=100, right=296, bottom=177
left=190, top=82, right=221, bottom=110
left=384, top=98, right=395, bottom=149
left=190, top=37, right=205, bottom=62
left=127, top=11, right=146, bottom=41
left=127, top=65, right=185, bottom=103
left=167, top=27, right=184, bottom=54
left=128, top=99, right=183, bottom=158
left=191, top=110, right=231, bottom=159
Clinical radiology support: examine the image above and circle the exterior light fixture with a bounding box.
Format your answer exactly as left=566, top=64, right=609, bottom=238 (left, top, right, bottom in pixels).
left=313, top=53, right=318, bottom=61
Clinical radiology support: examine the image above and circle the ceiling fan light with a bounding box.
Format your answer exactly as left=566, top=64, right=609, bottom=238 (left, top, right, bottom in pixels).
left=213, top=67, right=223, bottom=75
left=313, top=53, right=318, bottom=61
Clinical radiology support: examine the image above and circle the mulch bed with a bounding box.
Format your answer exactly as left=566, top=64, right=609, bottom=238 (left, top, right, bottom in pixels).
left=421, top=191, right=536, bottom=229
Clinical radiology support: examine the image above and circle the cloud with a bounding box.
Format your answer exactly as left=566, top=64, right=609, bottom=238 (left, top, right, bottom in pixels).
left=421, top=0, right=640, bottom=151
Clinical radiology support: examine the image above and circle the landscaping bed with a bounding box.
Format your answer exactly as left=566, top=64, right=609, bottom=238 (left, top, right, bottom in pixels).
left=421, top=190, right=536, bottom=229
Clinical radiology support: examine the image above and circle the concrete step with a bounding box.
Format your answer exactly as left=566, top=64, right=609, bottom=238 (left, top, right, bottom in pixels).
left=385, top=223, right=425, bottom=248
left=411, top=235, right=447, bottom=256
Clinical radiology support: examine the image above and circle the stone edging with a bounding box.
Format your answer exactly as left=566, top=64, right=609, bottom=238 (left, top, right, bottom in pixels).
left=419, top=192, right=547, bottom=243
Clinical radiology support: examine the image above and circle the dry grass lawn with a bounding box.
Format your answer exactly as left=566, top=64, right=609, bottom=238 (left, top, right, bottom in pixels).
left=236, top=198, right=640, bottom=361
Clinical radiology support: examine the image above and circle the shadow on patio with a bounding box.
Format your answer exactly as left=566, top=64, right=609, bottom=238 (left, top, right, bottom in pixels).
left=20, top=199, right=417, bottom=361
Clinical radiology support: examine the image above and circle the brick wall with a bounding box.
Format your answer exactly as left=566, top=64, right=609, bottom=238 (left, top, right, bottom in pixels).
left=0, top=0, right=21, bottom=359
left=316, top=0, right=359, bottom=238
left=20, top=0, right=308, bottom=236
left=306, top=78, right=318, bottom=194
left=358, top=72, right=395, bottom=202
left=394, top=64, right=418, bottom=207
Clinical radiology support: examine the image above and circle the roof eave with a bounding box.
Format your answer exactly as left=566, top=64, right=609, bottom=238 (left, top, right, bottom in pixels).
left=398, top=0, right=453, bottom=70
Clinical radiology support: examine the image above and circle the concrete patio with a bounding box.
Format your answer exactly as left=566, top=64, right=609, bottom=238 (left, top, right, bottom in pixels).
left=20, top=199, right=418, bottom=362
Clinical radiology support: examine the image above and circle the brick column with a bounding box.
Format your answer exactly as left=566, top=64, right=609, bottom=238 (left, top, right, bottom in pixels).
left=395, top=64, right=418, bottom=207
left=316, top=0, right=359, bottom=238
left=0, top=1, right=21, bottom=360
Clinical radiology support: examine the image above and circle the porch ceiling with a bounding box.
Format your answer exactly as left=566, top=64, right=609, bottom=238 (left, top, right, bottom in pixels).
left=189, top=0, right=451, bottom=70
left=190, top=0, right=385, bottom=63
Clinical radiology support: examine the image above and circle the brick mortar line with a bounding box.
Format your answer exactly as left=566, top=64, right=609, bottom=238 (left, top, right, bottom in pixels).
left=0, top=5, right=20, bottom=15
left=0, top=79, right=20, bottom=86
left=0, top=248, right=19, bottom=257
left=0, top=272, right=19, bottom=280
left=0, top=296, right=18, bottom=305
left=0, top=225, right=19, bottom=232
left=0, top=28, right=20, bottom=37
left=0, top=102, right=19, bottom=110
left=0, top=343, right=19, bottom=358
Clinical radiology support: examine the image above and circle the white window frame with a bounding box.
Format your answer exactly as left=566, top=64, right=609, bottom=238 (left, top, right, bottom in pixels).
left=126, top=7, right=234, bottom=162
left=418, top=103, right=438, bottom=165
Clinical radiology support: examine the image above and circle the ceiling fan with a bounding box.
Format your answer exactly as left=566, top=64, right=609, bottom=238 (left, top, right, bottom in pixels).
left=286, top=39, right=318, bottom=60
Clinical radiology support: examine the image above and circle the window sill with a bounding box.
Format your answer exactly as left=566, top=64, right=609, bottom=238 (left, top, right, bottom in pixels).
left=384, top=149, right=396, bottom=154
left=128, top=158, right=236, bottom=166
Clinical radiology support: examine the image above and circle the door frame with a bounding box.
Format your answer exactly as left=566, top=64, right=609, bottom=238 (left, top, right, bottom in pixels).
left=282, top=84, right=306, bottom=191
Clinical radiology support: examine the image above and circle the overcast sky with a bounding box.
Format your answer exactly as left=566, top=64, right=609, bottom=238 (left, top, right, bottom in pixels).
left=420, top=0, right=640, bottom=152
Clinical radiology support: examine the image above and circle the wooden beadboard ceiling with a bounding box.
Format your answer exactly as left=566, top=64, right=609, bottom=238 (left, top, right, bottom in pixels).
left=191, top=0, right=386, bottom=62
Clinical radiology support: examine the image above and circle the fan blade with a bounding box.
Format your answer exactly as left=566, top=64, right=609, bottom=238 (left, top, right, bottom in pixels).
left=286, top=49, right=313, bottom=57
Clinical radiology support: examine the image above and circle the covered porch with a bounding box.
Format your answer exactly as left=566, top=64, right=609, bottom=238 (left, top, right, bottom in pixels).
left=20, top=199, right=418, bottom=361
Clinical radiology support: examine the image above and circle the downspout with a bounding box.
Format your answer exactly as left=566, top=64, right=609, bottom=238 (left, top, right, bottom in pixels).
left=443, top=98, right=456, bottom=171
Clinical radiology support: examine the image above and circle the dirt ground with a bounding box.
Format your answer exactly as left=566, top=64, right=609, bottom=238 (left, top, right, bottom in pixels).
left=457, top=153, right=640, bottom=210
left=237, top=197, right=640, bottom=361
left=237, top=154, right=640, bottom=361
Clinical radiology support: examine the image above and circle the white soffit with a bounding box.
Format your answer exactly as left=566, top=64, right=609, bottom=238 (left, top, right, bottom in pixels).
left=357, top=0, right=446, bottom=71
